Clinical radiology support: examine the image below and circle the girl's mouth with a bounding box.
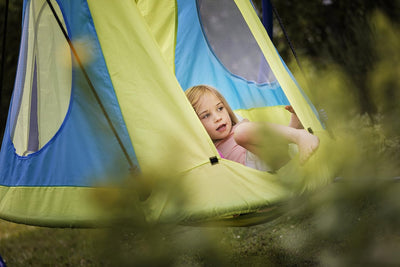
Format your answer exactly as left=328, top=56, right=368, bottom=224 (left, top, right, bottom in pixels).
left=216, top=124, right=226, bottom=132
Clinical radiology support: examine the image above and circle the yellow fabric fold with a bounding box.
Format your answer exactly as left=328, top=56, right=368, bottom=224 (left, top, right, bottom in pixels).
left=88, top=0, right=217, bottom=176
left=136, top=0, right=177, bottom=71
left=233, top=0, right=324, bottom=132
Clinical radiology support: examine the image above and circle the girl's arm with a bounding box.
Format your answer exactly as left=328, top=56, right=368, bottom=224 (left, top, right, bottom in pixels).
left=234, top=120, right=319, bottom=165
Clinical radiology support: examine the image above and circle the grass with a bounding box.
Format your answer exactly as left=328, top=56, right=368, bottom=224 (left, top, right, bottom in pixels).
left=0, top=209, right=320, bottom=266
left=0, top=220, right=101, bottom=266
left=1, top=180, right=398, bottom=266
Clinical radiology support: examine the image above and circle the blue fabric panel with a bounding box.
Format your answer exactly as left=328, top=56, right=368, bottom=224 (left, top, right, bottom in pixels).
left=0, top=0, right=138, bottom=186
left=175, top=0, right=290, bottom=110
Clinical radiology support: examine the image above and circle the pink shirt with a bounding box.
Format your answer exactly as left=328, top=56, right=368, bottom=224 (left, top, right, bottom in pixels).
left=214, top=121, right=247, bottom=165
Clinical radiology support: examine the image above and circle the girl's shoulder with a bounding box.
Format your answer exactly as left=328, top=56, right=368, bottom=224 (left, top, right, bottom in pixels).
left=233, top=118, right=249, bottom=129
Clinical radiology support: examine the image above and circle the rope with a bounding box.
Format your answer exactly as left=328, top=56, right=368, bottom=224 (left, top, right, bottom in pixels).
left=269, top=1, right=303, bottom=71
left=268, top=2, right=335, bottom=136
left=45, top=0, right=137, bottom=171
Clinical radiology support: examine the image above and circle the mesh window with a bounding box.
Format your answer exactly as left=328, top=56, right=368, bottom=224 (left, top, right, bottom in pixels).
left=10, top=0, right=71, bottom=156
left=197, top=0, right=276, bottom=84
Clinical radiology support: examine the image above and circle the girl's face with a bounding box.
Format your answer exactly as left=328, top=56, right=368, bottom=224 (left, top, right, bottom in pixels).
left=195, top=92, right=232, bottom=141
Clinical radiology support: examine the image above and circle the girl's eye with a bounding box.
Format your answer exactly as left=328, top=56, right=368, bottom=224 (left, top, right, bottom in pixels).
left=217, top=106, right=224, bottom=111
left=201, top=113, right=210, bottom=119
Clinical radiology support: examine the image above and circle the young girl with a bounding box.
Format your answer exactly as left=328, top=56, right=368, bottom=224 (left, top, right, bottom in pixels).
left=185, top=84, right=319, bottom=171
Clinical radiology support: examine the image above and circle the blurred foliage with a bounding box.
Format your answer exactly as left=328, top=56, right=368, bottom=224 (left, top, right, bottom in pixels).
left=255, top=0, right=399, bottom=115
left=94, top=11, right=400, bottom=266
left=275, top=11, right=400, bottom=266
left=0, top=1, right=399, bottom=266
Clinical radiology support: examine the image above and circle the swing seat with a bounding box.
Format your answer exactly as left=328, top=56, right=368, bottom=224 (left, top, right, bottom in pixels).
left=0, top=0, right=335, bottom=227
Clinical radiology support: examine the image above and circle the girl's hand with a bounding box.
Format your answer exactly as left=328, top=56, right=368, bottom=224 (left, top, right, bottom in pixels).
left=285, top=105, right=295, bottom=114
left=285, top=106, right=303, bottom=129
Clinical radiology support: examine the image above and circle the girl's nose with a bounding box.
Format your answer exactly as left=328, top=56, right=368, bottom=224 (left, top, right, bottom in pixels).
left=214, top=114, right=222, bottom=122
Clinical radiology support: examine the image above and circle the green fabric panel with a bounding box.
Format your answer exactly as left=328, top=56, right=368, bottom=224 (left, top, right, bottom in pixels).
left=235, top=106, right=291, bottom=124
left=0, top=186, right=107, bottom=227
left=88, top=0, right=219, bottom=176
left=143, top=159, right=289, bottom=223
left=136, top=0, right=177, bottom=71
left=142, top=130, right=335, bottom=224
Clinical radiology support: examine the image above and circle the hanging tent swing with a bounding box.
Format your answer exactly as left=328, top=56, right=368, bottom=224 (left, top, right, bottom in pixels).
left=0, top=0, right=334, bottom=227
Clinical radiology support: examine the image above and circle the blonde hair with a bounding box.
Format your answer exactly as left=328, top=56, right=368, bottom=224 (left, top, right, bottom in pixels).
left=185, top=84, right=238, bottom=125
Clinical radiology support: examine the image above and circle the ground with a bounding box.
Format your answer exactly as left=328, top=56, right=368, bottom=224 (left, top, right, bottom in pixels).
left=2, top=180, right=398, bottom=266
